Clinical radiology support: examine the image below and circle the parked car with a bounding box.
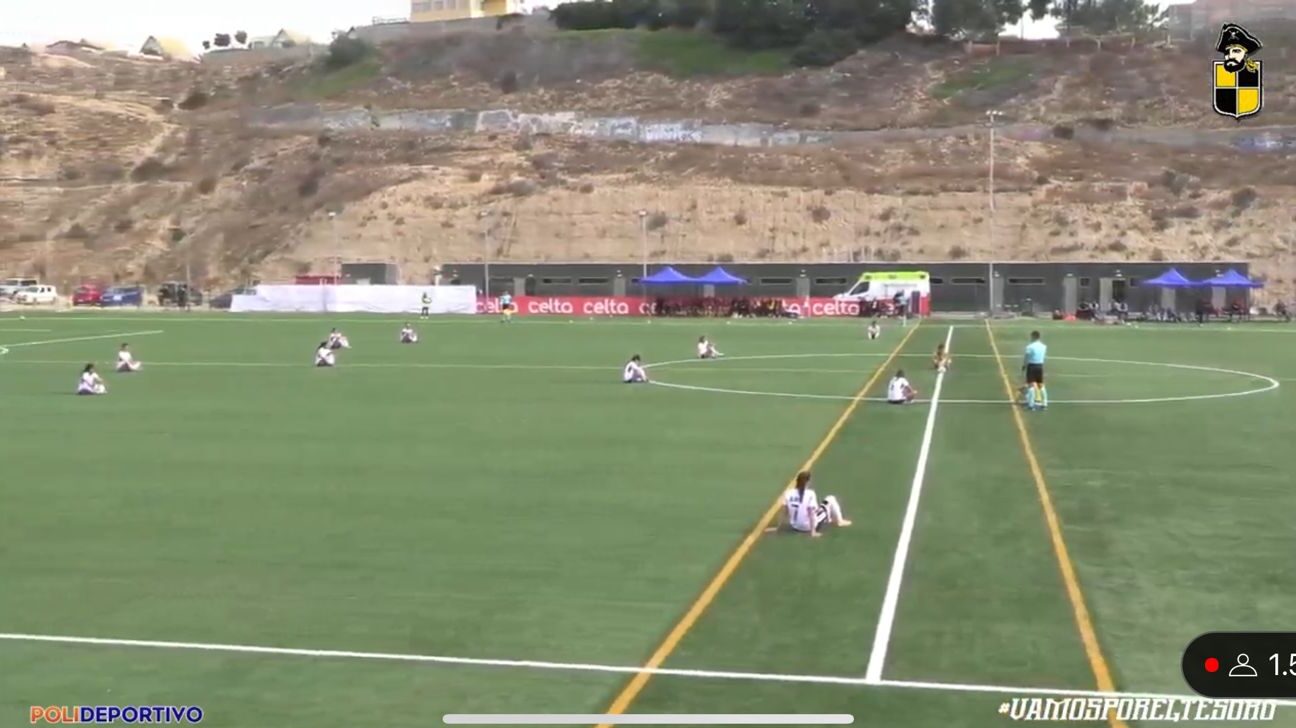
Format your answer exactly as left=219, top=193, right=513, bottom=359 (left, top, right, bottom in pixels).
left=0, top=277, right=39, bottom=299
left=14, top=284, right=59, bottom=305
left=158, top=282, right=203, bottom=307
left=72, top=284, right=103, bottom=306
left=208, top=286, right=253, bottom=310
left=100, top=286, right=145, bottom=307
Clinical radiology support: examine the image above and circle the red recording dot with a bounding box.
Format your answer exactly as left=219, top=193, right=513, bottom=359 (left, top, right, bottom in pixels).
left=1205, top=657, right=1220, bottom=673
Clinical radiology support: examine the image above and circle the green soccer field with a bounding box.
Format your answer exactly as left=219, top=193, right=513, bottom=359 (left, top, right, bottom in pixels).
left=1, top=313, right=1294, bottom=727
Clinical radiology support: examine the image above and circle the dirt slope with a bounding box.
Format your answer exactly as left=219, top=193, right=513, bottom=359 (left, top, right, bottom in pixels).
left=1, top=35, right=1293, bottom=302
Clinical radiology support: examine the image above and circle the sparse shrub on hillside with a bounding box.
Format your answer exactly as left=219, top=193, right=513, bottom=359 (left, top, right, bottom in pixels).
left=715, top=252, right=735, bottom=263
left=1049, top=242, right=1084, bottom=255
left=317, top=132, right=333, bottom=147
left=531, top=153, right=558, bottom=171
left=798, top=101, right=822, bottom=117
left=298, top=169, right=324, bottom=197
left=791, top=29, right=858, bottom=68
left=497, top=70, right=520, bottom=94
left=513, top=135, right=534, bottom=152
left=1034, top=174, right=1049, bottom=185
left=1106, top=240, right=1129, bottom=253
left=466, top=170, right=483, bottom=183
left=1231, top=186, right=1258, bottom=210
left=1159, top=168, right=1188, bottom=196
left=647, top=212, right=669, bottom=231
left=394, top=217, right=406, bottom=226
left=947, top=244, right=969, bottom=260
left=809, top=205, right=831, bottom=223
left=733, top=210, right=748, bottom=226
left=178, top=90, right=209, bottom=110
left=489, top=179, right=537, bottom=196
left=1084, top=117, right=1114, bottom=131
left=170, top=227, right=187, bottom=244
left=325, top=36, right=373, bottom=70
left=195, top=176, right=217, bottom=194
left=59, top=166, right=83, bottom=181
left=114, top=218, right=133, bottom=233
left=1224, top=235, right=1243, bottom=248
left=578, top=182, right=595, bottom=194
left=1150, top=248, right=1166, bottom=262
left=1051, top=124, right=1074, bottom=140
left=63, top=223, right=90, bottom=240
left=130, top=157, right=169, bottom=182
left=1171, top=204, right=1199, bottom=218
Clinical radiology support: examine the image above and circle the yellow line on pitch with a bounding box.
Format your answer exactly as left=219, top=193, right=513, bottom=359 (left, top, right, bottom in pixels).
left=595, top=323, right=922, bottom=727
left=985, top=320, right=1127, bottom=728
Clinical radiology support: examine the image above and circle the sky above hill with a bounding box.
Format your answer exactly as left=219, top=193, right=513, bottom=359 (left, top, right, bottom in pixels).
left=0, top=0, right=1186, bottom=56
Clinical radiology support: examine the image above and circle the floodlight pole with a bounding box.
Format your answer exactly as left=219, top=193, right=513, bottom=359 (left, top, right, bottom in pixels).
left=479, top=210, right=491, bottom=299
left=986, top=109, right=1003, bottom=314
left=637, top=209, right=648, bottom=300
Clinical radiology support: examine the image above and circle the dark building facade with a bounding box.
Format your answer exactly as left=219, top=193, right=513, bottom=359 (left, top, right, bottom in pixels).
left=439, top=261, right=1251, bottom=313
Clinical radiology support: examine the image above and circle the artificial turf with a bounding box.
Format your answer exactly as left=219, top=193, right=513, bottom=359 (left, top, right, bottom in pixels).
left=1, top=313, right=1293, bottom=727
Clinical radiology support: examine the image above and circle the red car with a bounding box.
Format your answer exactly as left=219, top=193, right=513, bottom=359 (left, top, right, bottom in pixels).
left=71, top=284, right=103, bottom=306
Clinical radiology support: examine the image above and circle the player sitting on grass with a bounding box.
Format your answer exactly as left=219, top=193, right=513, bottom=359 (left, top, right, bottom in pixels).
left=115, top=343, right=141, bottom=373
left=933, top=342, right=951, bottom=373
left=77, top=363, right=106, bottom=395
left=696, top=336, right=723, bottom=359
left=867, top=318, right=881, bottom=340
left=886, top=369, right=917, bottom=404
left=623, top=355, right=649, bottom=384
left=767, top=471, right=851, bottom=538
left=315, top=341, right=336, bottom=368
left=399, top=323, right=418, bottom=344
left=327, top=328, right=351, bottom=350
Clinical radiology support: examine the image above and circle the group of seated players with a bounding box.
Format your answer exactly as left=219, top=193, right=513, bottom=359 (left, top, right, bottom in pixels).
left=75, top=343, right=142, bottom=395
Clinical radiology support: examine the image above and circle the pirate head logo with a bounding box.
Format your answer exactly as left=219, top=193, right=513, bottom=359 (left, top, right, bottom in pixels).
left=1213, top=23, right=1263, bottom=120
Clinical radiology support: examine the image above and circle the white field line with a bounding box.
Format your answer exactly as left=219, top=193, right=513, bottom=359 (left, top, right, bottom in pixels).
left=0, top=330, right=164, bottom=348
left=863, top=326, right=954, bottom=684
left=3, top=632, right=1289, bottom=707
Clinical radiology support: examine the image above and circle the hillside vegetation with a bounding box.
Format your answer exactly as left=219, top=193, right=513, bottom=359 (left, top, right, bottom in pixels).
left=1, top=29, right=1294, bottom=301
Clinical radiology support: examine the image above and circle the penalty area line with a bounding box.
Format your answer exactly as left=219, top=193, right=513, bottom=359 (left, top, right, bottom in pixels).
left=2, top=632, right=1289, bottom=707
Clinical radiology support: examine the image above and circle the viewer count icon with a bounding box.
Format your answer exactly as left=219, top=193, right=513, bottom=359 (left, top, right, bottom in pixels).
left=1229, top=653, right=1258, bottom=678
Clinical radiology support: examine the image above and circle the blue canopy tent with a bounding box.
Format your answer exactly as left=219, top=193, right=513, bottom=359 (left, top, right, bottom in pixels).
left=1142, top=268, right=1203, bottom=318
left=1201, top=269, right=1261, bottom=322
left=693, top=267, right=748, bottom=285
left=1200, top=269, right=1262, bottom=288
left=639, top=266, right=699, bottom=285
left=1143, top=268, right=1201, bottom=288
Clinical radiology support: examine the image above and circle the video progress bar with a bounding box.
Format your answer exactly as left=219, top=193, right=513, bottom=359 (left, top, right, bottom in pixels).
left=443, top=715, right=854, bottom=725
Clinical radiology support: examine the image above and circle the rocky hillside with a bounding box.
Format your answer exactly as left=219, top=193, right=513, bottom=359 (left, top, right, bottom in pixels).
left=1, top=31, right=1293, bottom=301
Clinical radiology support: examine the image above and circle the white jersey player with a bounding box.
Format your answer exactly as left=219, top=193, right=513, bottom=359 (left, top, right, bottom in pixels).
left=327, top=328, right=351, bottom=350
left=77, top=363, right=107, bottom=395
left=115, top=343, right=141, bottom=372
left=623, top=355, right=649, bottom=384
left=769, top=471, right=851, bottom=537
left=887, top=369, right=917, bottom=404
left=697, top=336, right=723, bottom=359
left=315, top=342, right=336, bottom=367
left=867, top=318, right=881, bottom=340
left=399, top=324, right=418, bottom=344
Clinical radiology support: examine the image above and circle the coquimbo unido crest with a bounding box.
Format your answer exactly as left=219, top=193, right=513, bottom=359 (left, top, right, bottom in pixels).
left=1213, top=23, right=1263, bottom=120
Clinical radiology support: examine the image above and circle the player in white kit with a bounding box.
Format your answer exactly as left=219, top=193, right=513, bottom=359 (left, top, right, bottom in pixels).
left=886, top=369, right=917, bottom=404
left=399, top=323, right=418, bottom=344
left=696, top=336, right=723, bottom=359
left=768, top=471, right=851, bottom=537
left=867, top=318, right=881, bottom=340
left=315, top=342, right=336, bottom=367
left=77, top=363, right=107, bottom=395
left=623, top=355, right=649, bottom=383
left=327, top=328, right=351, bottom=350
left=115, top=343, right=141, bottom=372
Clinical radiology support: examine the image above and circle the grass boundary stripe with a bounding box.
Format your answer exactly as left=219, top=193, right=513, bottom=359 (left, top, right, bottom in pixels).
left=864, top=325, right=953, bottom=683
left=4, top=632, right=1293, bottom=708
left=594, top=323, right=923, bottom=727
left=984, top=320, right=1126, bottom=728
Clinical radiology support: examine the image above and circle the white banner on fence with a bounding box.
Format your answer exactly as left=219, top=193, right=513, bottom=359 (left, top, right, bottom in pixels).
left=230, top=285, right=478, bottom=314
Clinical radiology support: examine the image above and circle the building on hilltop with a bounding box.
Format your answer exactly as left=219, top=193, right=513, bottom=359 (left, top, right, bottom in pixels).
left=140, top=36, right=194, bottom=61
left=1169, top=0, right=1296, bottom=40
left=46, top=39, right=115, bottom=55
left=410, top=0, right=526, bottom=23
